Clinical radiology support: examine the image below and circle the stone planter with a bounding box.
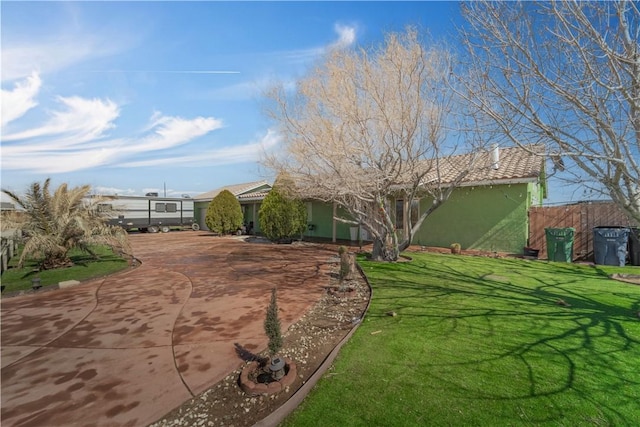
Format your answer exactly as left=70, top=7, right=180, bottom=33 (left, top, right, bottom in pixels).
left=239, top=358, right=297, bottom=396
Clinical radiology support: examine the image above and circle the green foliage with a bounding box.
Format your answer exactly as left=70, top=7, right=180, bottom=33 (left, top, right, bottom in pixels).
left=1, top=178, right=130, bottom=270
left=284, top=253, right=640, bottom=426
left=2, top=245, right=129, bottom=293
left=264, top=288, right=282, bottom=356
left=259, top=185, right=307, bottom=242
left=205, top=190, right=243, bottom=234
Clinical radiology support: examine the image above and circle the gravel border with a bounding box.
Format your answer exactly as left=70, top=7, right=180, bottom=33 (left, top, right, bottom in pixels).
left=253, top=263, right=372, bottom=426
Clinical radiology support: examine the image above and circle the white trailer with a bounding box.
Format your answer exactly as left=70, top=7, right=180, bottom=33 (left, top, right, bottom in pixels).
left=96, top=195, right=198, bottom=233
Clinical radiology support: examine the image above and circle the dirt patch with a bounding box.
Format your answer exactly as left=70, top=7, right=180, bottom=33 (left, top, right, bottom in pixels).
left=406, top=245, right=515, bottom=258
left=610, top=274, right=640, bottom=286
left=149, top=258, right=370, bottom=427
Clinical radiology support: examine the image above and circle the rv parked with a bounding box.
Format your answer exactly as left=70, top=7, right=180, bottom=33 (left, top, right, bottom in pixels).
left=95, top=194, right=198, bottom=232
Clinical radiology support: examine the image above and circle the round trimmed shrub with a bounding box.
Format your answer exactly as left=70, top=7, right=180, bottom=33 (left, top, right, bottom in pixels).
left=206, top=190, right=243, bottom=234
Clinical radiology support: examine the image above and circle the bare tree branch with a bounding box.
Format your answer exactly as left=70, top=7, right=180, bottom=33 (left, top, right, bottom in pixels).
left=263, top=28, right=487, bottom=261
left=460, top=0, right=640, bottom=224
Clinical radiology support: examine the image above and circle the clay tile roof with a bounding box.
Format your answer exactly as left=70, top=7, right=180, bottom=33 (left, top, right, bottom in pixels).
left=193, top=180, right=271, bottom=201
left=237, top=191, right=271, bottom=200
left=423, top=144, right=545, bottom=186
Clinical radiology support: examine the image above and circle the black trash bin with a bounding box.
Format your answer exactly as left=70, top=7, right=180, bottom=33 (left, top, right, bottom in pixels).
left=593, top=227, right=630, bottom=267
left=545, top=228, right=575, bottom=262
left=629, top=227, right=640, bottom=266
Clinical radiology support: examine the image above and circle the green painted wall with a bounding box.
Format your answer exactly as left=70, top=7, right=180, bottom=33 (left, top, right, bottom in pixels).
left=194, top=181, right=538, bottom=251
left=304, top=201, right=357, bottom=241
left=194, top=200, right=262, bottom=232
left=243, top=203, right=261, bottom=233
left=414, top=183, right=532, bottom=253
left=305, top=201, right=331, bottom=239
left=194, top=202, right=208, bottom=229
left=303, top=184, right=534, bottom=252
left=335, top=204, right=356, bottom=240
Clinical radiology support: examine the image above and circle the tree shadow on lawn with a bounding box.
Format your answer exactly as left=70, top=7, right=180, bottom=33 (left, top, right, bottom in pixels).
left=362, top=254, right=640, bottom=425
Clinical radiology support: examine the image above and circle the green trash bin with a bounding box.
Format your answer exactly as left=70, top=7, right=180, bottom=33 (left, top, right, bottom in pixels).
left=545, top=227, right=575, bottom=262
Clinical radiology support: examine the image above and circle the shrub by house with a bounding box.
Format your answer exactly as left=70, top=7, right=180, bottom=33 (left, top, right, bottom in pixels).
left=259, top=184, right=307, bottom=242
left=205, top=190, right=244, bottom=234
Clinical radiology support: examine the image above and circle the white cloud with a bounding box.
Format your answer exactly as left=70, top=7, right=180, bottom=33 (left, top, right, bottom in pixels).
left=1, top=112, right=225, bottom=173
left=140, top=187, right=197, bottom=198
left=277, top=22, right=357, bottom=65
left=2, top=34, right=131, bottom=82
left=282, top=46, right=326, bottom=64
left=1, top=146, right=122, bottom=174
left=330, top=24, right=357, bottom=49
left=2, top=95, right=120, bottom=146
left=202, top=22, right=358, bottom=103
left=120, top=128, right=281, bottom=168
left=1, top=80, right=227, bottom=173
left=203, top=79, right=265, bottom=101
left=128, top=115, right=223, bottom=152
left=94, top=186, right=137, bottom=196
left=1, top=72, right=42, bottom=127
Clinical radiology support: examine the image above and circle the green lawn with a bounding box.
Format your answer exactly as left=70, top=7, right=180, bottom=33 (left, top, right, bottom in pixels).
left=1, top=246, right=130, bottom=293
left=284, top=253, right=640, bottom=426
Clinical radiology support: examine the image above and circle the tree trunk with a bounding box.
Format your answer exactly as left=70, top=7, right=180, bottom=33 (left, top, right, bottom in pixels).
left=371, top=238, right=385, bottom=261
left=371, top=236, right=400, bottom=262
left=340, top=251, right=357, bottom=280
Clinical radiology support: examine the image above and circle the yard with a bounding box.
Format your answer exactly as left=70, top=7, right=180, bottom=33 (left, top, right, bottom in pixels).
left=1, top=245, right=130, bottom=294
left=284, top=252, right=640, bottom=426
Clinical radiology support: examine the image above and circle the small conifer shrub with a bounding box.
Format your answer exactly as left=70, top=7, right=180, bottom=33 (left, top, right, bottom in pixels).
left=264, top=288, right=283, bottom=356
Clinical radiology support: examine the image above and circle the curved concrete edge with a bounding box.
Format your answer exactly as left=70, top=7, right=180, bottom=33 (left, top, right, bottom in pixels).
left=1, top=256, right=142, bottom=300
left=252, top=263, right=373, bottom=427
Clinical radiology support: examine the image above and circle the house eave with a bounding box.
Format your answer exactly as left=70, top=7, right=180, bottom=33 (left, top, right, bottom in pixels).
left=458, top=177, right=540, bottom=188
left=238, top=196, right=267, bottom=202
left=388, top=176, right=541, bottom=193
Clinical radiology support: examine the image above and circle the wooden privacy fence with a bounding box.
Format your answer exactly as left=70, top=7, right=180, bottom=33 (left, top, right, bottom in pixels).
left=1, top=233, right=19, bottom=275
left=528, top=202, right=638, bottom=261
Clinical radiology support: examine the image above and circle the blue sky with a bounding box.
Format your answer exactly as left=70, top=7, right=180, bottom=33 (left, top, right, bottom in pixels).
left=2, top=1, right=586, bottom=204
left=1, top=1, right=464, bottom=200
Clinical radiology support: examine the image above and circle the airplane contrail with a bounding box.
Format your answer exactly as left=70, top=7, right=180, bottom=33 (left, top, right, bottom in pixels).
left=88, top=70, right=240, bottom=74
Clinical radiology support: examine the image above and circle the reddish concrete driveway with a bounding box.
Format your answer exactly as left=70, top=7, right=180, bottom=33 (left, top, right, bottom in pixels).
left=1, top=232, right=335, bottom=427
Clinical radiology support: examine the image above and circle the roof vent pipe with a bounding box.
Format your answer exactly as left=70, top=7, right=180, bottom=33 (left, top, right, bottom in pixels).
left=490, top=143, right=500, bottom=170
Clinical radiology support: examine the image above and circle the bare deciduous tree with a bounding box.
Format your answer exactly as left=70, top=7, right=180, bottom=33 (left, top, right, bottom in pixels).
left=460, top=0, right=640, bottom=224
left=263, top=28, right=485, bottom=261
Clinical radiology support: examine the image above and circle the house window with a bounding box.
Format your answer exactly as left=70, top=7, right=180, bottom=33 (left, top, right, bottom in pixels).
left=395, top=199, right=420, bottom=230
left=155, top=203, right=166, bottom=213
left=396, top=199, right=404, bottom=229
left=306, top=202, right=313, bottom=221
left=166, top=203, right=177, bottom=213
left=97, top=204, right=113, bottom=212
left=410, top=200, right=419, bottom=228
